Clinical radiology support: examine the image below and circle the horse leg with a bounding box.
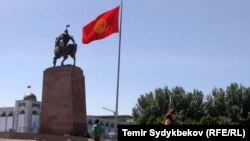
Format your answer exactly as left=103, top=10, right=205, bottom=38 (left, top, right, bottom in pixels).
left=53, top=57, right=57, bottom=67
left=71, top=45, right=77, bottom=66
left=61, top=55, right=68, bottom=66
left=69, top=52, right=76, bottom=66
left=73, top=56, right=76, bottom=66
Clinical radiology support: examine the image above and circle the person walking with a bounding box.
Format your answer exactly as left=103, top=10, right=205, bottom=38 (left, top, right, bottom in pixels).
left=92, top=119, right=103, bottom=141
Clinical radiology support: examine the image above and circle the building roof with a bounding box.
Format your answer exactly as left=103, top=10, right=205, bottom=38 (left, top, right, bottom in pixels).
left=23, top=92, right=37, bottom=101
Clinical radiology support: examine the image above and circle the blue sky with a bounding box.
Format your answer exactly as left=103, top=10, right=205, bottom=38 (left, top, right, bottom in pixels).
left=0, top=0, right=249, bottom=116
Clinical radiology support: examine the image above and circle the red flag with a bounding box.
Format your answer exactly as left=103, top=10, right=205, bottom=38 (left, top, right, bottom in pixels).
left=82, top=6, right=120, bottom=44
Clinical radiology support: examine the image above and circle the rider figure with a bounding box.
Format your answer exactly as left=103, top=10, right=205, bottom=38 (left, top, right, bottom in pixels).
left=55, top=25, right=75, bottom=56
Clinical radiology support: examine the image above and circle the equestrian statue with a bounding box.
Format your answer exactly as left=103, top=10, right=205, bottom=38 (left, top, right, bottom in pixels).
left=53, top=25, right=77, bottom=67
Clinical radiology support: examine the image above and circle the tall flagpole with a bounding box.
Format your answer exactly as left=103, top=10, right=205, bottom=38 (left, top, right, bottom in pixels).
left=115, top=0, right=123, bottom=132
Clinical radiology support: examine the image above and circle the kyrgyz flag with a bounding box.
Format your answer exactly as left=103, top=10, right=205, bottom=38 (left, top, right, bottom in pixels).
left=82, top=6, right=120, bottom=44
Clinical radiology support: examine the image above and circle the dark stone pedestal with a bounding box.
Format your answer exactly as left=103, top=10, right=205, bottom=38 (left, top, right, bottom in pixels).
left=40, top=65, right=87, bottom=136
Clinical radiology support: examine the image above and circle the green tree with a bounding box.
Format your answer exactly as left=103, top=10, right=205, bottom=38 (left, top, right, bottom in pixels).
left=225, top=83, right=242, bottom=122
left=132, top=83, right=250, bottom=125
left=212, top=88, right=226, bottom=116
left=203, top=95, right=214, bottom=116
left=200, top=115, right=217, bottom=125
left=132, top=87, right=171, bottom=124
left=242, top=86, right=250, bottom=119
left=170, top=86, right=186, bottom=112
left=189, top=90, right=204, bottom=120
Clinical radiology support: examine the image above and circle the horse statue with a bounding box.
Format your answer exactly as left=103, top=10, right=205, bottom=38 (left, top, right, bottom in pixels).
left=53, top=43, right=77, bottom=67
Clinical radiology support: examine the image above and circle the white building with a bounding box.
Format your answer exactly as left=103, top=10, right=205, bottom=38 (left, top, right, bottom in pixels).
left=0, top=92, right=40, bottom=133
left=0, top=92, right=133, bottom=138
left=0, top=107, right=14, bottom=132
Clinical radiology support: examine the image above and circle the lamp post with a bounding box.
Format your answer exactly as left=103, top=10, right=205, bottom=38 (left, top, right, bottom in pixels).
left=102, top=107, right=117, bottom=128
left=102, top=107, right=118, bottom=139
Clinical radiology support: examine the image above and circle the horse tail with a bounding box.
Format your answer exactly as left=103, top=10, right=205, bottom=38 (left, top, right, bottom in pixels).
left=73, top=43, right=77, bottom=55
left=69, top=43, right=77, bottom=66
left=71, top=43, right=77, bottom=56
left=54, top=46, right=60, bottom=56
left=67, top=43, right=77, bottom=57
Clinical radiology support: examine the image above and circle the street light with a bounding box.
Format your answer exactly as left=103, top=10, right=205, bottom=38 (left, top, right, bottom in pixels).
left=102, top=107, right=116, bottom=115
left=102, top=107, right=118, bottom=140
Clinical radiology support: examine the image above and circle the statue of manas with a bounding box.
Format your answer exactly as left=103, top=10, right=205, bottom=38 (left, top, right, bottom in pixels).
left=53, top=25, right=77, bottom=67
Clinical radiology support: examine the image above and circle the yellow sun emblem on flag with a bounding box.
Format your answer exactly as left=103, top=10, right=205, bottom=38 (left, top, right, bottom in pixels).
left=94, top=18, right=107, bottom=34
